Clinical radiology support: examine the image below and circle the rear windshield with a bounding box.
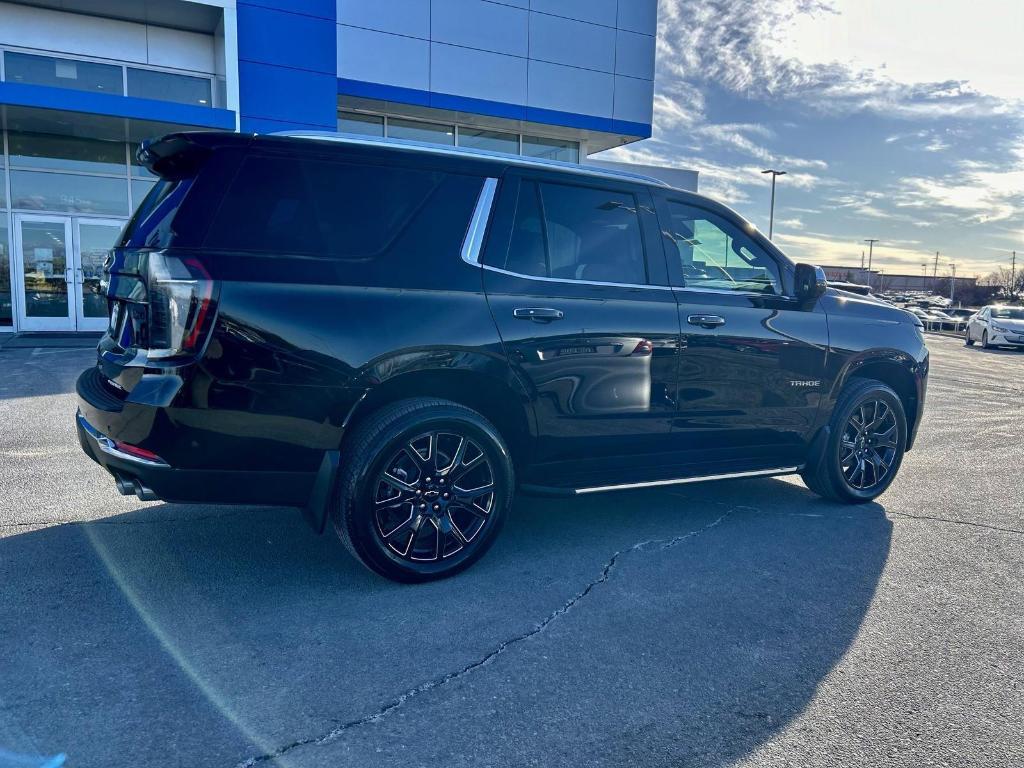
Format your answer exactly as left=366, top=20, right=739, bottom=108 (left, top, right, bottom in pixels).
left=118, top=178, right=187, bottom=249
left=203, top=155, right=483, bottom=259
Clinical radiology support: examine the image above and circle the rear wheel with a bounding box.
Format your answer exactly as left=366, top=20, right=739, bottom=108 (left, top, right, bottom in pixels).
left=965, top=327, right=975, bottom=346
left=982, top=331, right=991, bottom=349
left=333, top=398, right=514, bottom=582
left=802, top=380, right=907, bottom=504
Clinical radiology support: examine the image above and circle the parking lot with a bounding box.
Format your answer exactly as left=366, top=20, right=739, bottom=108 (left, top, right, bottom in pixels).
left=1, top=333, right=1022, bottom=768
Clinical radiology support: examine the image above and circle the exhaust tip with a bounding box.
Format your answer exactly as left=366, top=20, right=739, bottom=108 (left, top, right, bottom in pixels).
left=133, top=481, right=159, bottom=502
left=113, top=474, right=135, bottom=496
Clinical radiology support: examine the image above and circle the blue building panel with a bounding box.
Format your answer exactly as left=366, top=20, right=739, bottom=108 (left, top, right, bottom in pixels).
left=238, top=60, right=337, bottom=130
left=238, top=4, right=336, bottom=74
left=337, top=25, right=430, bottom=91
left=430, top=43, right=528, bottom=107
left=431, top=0, right=528, bottom=58
left=244, top=0, right=335, bottom=20
left=336, top=0, right=430, bottom=39
left=528, top=12, right=615, bottom=73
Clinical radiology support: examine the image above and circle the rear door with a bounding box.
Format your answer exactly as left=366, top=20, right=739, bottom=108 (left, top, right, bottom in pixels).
left=654, top=193, right=829, bottom=469
left=481, top=172, right=680, bottom=485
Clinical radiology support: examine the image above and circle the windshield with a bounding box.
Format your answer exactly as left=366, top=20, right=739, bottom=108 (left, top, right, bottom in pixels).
left=991, top=307, right=1024, bottom=320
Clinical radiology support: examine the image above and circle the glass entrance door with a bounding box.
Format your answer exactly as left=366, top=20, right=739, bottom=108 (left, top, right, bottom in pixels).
left=74, top=219, right=122, bottom=332
left=13, top=215, right=73, bottom=331
left=12, top=214, right=121, bottom=332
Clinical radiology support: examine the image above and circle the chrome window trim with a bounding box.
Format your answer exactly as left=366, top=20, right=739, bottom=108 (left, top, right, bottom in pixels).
left=574, top=466, right=803, bottom=495
left=461, top=177, right=498, bottom=266
left=270, top=131, right=670, bottom=189
left=481, top=264, right=673, bottom=292
left=672, top=285, right=789, bottom=299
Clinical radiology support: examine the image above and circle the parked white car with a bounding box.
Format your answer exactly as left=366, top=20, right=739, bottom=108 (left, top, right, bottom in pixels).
left=965, top=306, right=1024, bottom=349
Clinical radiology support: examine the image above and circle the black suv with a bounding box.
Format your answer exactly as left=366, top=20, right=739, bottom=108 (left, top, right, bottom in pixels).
left=77, top=132, right=928, bottom=581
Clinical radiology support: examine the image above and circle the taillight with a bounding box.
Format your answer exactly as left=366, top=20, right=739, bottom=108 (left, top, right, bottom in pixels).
left=146, top=252, right=214, bottom=358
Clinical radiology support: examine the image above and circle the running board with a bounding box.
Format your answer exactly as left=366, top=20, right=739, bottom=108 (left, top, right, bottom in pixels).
left=520, top=466, right=804, bottom=497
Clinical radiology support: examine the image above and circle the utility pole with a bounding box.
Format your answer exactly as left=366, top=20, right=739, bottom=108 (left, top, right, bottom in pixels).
left=864, top=239, right=879, bottom=287
left=933, top=251, right=940, bottom=280
left=921, top=262, right=928, bottom=290
left=950, top=263, right=957, bottom=304
left=861, top=251, right=865, bottom=270
left=761, top=169, right=786, bottom=240
left=1012, top=250, right=1017, bottom=300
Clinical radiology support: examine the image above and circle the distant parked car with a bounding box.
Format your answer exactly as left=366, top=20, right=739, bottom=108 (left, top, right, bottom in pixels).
left=965, top=306, right=1024, bottom=349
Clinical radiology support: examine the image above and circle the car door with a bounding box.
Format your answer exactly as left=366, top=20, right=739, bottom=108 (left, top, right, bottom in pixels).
left=481, top=172, right=680, bottom=485
left=653, top=192, right=830, bottom=469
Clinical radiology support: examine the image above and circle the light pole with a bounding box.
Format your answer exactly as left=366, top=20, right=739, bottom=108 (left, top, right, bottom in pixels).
left=1012, top=250, right=1017, bottom=300
left=950, top=263, right=957, bottom=304
left=864, top=239, right=879, bottom=287
left=762, top=169, right=787, bottom=240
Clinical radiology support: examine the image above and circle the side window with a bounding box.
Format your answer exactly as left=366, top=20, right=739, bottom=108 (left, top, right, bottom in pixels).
left=503, top=179, right=648, bottom=285
left=663, top=200, right=782, bottom=295
left=205, top=155, right=472, bottom=258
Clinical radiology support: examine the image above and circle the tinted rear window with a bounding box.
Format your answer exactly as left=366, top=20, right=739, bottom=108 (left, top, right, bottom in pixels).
left=204, top=155, right=482, bottom=259
left=118, top=178, right=188, bottom=249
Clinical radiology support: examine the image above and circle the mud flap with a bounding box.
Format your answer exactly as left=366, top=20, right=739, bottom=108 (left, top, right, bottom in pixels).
left=302, top=450, right=340, bottom=534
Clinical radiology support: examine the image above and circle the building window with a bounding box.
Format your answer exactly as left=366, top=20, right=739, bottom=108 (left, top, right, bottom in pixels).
left=0, top=217, right=10, bottom=327
left=386, top=118, right=455, bottom=146
left=523, top=135, right=580, bottom=163
left=338, top=112, right=384, bottom=137
left=9, top=170, right=129, bottom=216
left=9, top=132, right=126, bottom=176
left=458, top=128, right=519, bottom=155
left=126, top=68, right=212, bottom=107
left=3, top=51, right=123, bottom=95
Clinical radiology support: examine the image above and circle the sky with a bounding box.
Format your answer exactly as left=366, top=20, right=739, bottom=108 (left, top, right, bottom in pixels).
left=602, top=0, right=1024, bottom=278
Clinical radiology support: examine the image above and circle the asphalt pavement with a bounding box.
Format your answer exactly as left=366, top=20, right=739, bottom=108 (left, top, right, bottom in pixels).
left=1, top=335, right=1022, bottom=768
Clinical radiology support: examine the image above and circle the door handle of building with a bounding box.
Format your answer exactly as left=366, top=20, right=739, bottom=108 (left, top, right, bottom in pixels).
left=687, top=314, right=726, bottom=329
left=75, top=267, right=84, bottom=285
left=514, top=307, right=564, bottom=322
left=64, top=268, right=74, bottom=284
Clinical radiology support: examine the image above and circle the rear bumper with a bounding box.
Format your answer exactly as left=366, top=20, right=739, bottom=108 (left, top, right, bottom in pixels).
left=77, top=410, right=315, bottom=505
left=76, top=364, right=317, bottom=506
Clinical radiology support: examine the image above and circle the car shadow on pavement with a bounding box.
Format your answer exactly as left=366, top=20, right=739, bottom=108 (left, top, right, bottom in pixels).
left=0, top=478, right=891, bottom=767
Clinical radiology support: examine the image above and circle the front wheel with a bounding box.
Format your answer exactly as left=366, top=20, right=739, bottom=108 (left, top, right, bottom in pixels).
left=333, top=398, right=514, bottom=582
left=982, top=331, right=991, bottom=349
left=965, top=328, right=975, bottom=346
left=802, top=380, right=907, bottom=504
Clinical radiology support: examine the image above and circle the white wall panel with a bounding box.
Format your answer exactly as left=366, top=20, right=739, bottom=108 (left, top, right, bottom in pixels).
left=528, top=13, right=614, bottom=73
left=530, top=0, right=617, bottom=27
left=613, top=74, right=654, bottom=124
left=431, top=0, right=527, bottom=57
left=146, top=26, right=216, bottom=74
left=337, top=25, right=429, bottom=90
left=614, top=28, right=655, bottom=80
left=431, top=43, right=527, bottom=104
left=336, top=0, right=429, bottom=40
left=616, top=0, right=659, bottom=35
left=528, top=60, right=613, bottom=118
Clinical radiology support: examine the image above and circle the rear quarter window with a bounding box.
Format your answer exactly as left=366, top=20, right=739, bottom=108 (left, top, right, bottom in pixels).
left=204, top=155, right=483, bottom=260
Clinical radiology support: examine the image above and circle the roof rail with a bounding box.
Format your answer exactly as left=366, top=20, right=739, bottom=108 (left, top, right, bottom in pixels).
left=267, top=130, right=670, bottom=188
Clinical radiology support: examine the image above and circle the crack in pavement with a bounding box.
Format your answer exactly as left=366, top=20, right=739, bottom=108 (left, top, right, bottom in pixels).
left=892, top=511, right=1024, bottom=537
left=234, top=510, right=735, bottom=767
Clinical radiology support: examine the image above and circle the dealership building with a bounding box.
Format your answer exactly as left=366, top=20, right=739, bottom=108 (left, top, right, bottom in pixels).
left=0, top=0, right=686, bottom=335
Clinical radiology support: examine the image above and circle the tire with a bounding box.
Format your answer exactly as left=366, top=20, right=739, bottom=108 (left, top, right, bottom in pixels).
left=965, top=328, right=975, bottom=346
left=982, top=331, right=991, bottom=349
left=801, top=379, right=907, bottom=504
left=333, top=398, right=514, bottom=582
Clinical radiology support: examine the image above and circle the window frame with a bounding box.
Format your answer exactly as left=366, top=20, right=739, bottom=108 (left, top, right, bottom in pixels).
left=654, top=192, right=795, bottom=298
left=481, top=171, right=668, bottom=290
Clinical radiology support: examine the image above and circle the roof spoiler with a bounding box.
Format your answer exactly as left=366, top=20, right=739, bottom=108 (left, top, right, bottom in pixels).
left=137, top=134, right=215, bottom=180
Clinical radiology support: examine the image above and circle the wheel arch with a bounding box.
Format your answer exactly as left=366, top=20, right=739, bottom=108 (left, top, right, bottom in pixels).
left=342, top=359, right=536, bottom=468
left=840, top=354, right=921, bottom=450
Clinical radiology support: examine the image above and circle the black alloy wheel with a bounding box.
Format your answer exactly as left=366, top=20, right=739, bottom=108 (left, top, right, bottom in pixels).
left=334, top=398, right=513, bottom=582
left=373, top=431, right=496, bottom=562
left=802, top=379, right=907, bottom=504
left=839, top=399, right=899, bottom=491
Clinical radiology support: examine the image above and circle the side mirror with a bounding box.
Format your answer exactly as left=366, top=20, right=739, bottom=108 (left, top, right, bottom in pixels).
left=794, top=263, right=827, bottom=303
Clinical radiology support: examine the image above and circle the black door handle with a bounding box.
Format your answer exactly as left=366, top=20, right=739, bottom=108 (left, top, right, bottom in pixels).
left=514, top=307, right=564, bottom=322
left=687, top=314, right=726, bottom=329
